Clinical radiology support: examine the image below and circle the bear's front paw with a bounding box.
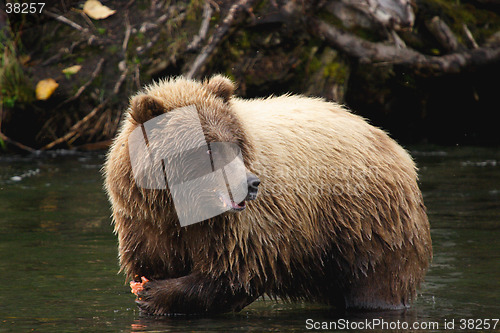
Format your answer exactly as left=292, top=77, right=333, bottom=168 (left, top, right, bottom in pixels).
left=135, top=279, right=169, bottom=316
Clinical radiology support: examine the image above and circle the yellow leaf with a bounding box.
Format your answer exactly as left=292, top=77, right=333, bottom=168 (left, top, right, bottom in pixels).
left=83, top=0, right=116, bottom=20
left=36, top=79, right=59, bottom=100
left=62, top=65, right=82, bottom=75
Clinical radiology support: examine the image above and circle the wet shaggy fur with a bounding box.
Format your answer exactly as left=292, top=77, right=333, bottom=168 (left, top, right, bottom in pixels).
left=103, top=75, right=432, bottom=315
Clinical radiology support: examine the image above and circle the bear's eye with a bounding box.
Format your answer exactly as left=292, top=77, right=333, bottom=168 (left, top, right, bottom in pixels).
left=207, top=149, right=212, bottom=155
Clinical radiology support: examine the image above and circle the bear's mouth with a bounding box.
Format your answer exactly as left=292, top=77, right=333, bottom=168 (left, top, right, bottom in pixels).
left=219, top=193, right=246, bottom=212
left=215, top=183, right=259, bottom=213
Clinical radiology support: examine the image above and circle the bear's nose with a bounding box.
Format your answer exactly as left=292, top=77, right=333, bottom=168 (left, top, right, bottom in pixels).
left=246, top=173, right=260, bottom=201
left=247, top=174, right=260, bottom=190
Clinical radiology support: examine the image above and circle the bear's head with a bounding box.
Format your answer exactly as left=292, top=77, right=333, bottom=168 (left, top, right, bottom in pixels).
left=109, top=75, right=259, bottom=227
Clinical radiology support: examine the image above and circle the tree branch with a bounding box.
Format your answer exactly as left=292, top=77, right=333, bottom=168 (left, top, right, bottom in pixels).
left=0, top=132, right=36, bottom=152
left=44, top=11, right=88, bottom=33
left=185, top=0, right=260, bottom=79
left=426, top=16, right=465, bottom=53
left=186, top=2, right=214, bottom=52
left=56, top=58, right=105, bottom=108
left=463, top=24, right=479, bottom=49
left=311, top=18, right=500, bottom=75
left=41, top=98, right=110, bottom=151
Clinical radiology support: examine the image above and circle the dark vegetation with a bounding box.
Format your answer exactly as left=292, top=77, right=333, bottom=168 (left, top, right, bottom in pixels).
left=1, top=0, right=500, bottom=152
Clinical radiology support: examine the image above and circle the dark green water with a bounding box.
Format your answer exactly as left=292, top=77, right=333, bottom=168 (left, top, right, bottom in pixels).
left=0, top=146, right=499, bottom=332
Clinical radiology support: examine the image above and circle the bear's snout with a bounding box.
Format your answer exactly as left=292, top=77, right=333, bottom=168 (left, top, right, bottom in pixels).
left=246, top=173, right=260, bottom=201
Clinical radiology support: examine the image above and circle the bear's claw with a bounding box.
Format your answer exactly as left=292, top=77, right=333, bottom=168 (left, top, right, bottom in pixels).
left=130, top=276, right=149, bottom=296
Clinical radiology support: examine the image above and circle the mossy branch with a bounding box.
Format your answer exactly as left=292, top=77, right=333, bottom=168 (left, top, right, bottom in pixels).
left=311, top=18, right=500, bottom=76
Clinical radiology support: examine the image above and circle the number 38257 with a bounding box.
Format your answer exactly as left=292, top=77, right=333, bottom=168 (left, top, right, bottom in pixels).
left=6, top=3, right=46, bottom=14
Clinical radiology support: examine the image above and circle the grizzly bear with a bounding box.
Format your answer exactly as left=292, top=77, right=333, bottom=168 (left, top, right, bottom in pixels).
left=104, top=75, right=432, bottom=315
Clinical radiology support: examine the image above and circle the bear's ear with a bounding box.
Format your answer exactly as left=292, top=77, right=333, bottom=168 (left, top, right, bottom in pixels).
left=129, top=95, right=164, bottom=124
left=203, top=75, right=236, bottom=102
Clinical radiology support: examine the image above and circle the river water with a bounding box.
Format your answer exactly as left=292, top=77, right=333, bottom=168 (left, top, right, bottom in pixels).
left=0, top=146, right=498, bottom=332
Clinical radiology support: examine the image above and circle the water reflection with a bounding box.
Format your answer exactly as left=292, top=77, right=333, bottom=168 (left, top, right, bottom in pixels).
left=0, top=146, right=498, bottom=332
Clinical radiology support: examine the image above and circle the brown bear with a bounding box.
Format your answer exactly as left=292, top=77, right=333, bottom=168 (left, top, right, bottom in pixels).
left=103, top=75, right=432, bottom=315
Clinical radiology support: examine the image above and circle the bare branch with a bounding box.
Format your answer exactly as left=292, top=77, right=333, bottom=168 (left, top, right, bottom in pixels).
left=426, top=16, right=465, bottom=53
left=41, top=99, right=110, bottom=151
left=134, top=64, right=141, bottom=90
left=114, top=69, right=129, bottom=94
left=187, top=2, right=214, bottom=52
left=41, top=39, right=86, bottom=66
left=185, top=0, right=260, bottom=79
left=0, top=132, right=36, bottom=152
left=0, top=103, right=35, bottom=152
left=122, top=13, right=132, bottom=52
left=57, top=58, right=105, bottom=108
left=44, top=11, right=88, bottom=33
left=463, top=24, right=479, bottom=49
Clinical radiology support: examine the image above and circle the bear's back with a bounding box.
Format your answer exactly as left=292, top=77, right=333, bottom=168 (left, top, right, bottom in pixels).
left=232, top=95, right=416, bottom=185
